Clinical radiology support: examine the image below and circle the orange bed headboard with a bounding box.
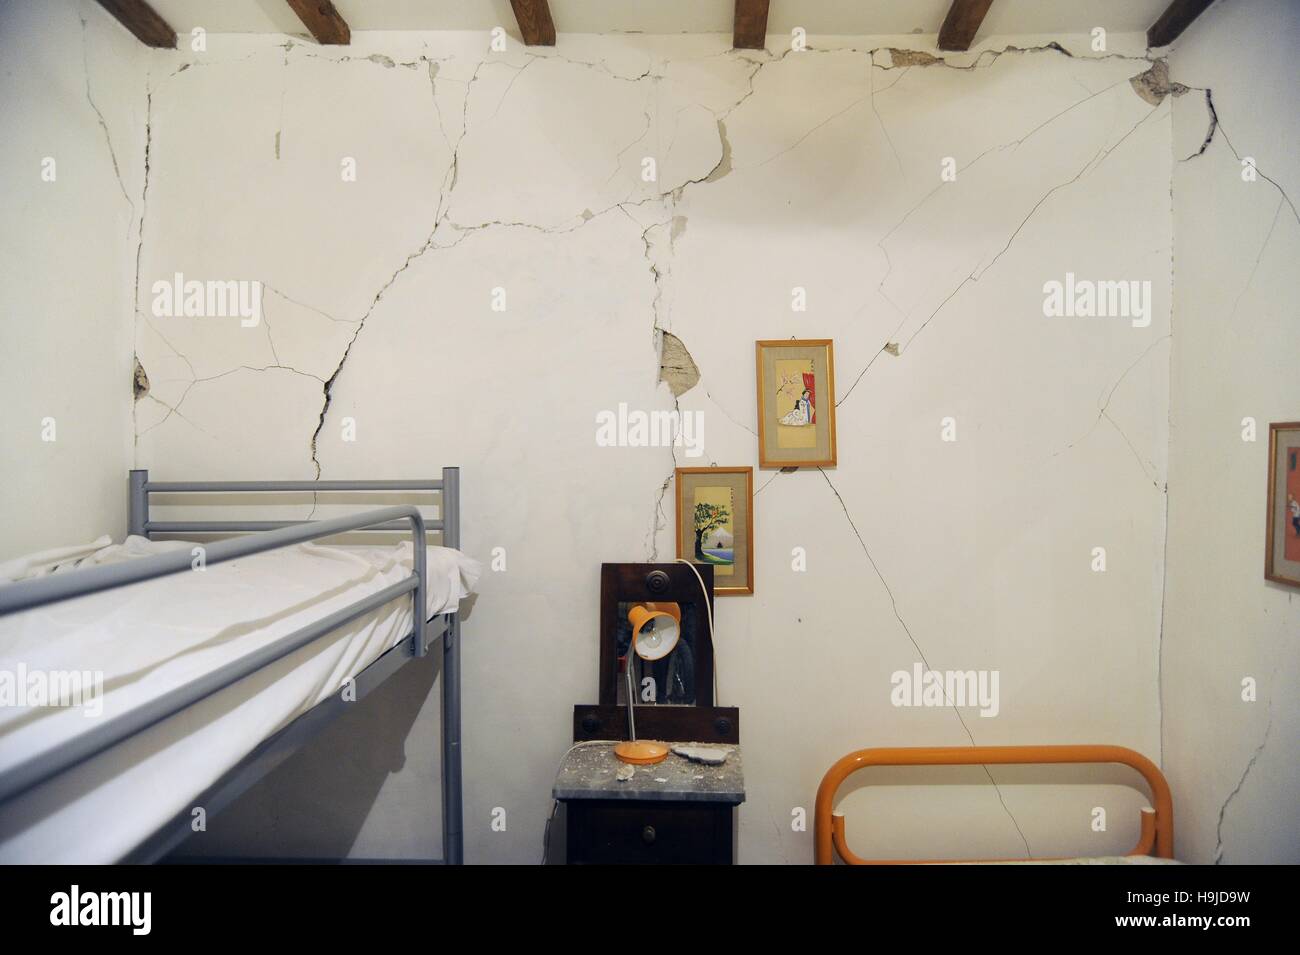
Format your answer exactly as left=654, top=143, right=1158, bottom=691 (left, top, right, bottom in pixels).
left=814, top=744, right=1174, bottom=865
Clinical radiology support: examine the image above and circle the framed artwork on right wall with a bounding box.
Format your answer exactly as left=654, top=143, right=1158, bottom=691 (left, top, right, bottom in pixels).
left=1265, top=421, right=1300, bottom=587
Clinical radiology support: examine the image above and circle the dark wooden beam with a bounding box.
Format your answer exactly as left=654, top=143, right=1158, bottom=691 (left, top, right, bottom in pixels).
left=1147, top=0, right=1216, bottom=48
left=509, top=0, right=556, bottom=46
left=93, top=0, right=176, bottom=49
left=733, top=0, right=771, bottom=50
left=937, top=0, right=995, bottom=52
left=285, top=0, right=351, bottom=45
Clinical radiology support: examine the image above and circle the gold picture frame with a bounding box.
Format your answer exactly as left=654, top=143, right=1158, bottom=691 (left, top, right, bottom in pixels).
left=675, top=467, right=754, bottom=596
left=1265, top=421, right=1300, bottom=588
left=755, top=339, right=837, bottom=469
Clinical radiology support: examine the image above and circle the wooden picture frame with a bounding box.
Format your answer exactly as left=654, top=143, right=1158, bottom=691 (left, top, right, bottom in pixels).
left=1265, top=421, right=1300, bottom=587
left=675, top=466, right=754, bottom=596
left=756, top=339, right=837, bottom=469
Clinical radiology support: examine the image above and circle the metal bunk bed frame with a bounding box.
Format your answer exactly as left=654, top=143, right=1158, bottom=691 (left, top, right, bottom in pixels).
left=0, top=468, right=464, bottom=864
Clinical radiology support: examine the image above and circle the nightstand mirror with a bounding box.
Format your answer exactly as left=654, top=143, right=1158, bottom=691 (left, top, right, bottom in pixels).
left=572, top=563, right=739, bottom=746
left=614, top=599, right=703, bottom=705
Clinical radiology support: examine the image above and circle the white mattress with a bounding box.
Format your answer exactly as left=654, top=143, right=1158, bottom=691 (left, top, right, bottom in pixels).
left=0, top=536, right=481, bottom=863
left=959, top=856, right=1181, bottom=865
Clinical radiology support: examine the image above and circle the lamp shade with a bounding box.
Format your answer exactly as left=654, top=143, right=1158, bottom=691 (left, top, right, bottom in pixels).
left=626, top=602, right=681, bottom=661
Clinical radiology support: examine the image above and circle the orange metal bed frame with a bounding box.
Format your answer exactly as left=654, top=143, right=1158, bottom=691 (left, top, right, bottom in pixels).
left=814, top=745, right=1174, bottom=865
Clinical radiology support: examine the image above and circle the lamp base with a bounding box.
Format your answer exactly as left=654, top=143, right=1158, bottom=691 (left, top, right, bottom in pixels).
left=613, top=740, right=670, bottom=765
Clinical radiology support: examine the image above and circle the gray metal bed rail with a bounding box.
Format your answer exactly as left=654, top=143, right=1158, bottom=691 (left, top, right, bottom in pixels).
left=0, top=468, right=464, bottom=864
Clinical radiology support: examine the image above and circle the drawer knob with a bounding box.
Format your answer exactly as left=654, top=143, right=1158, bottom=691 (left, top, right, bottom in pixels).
left=641, top=825, right=657, bottom=845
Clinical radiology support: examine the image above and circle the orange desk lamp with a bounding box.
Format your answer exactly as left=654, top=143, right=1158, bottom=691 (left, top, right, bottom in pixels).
left=614, top=602, right=681, bottom=765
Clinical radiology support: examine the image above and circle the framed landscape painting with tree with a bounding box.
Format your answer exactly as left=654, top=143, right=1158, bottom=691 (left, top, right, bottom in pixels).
left=675, top=466, right=754, bottom=596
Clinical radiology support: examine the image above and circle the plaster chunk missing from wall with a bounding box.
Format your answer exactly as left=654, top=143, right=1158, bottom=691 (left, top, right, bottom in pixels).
left=658, top=330, right=699, bottom=397
left=705, top=121, right=733, bottom=184
left=886, top=49, right=945, bottom=68
left=133, top=357, right=149, bottom=400
left=1129, top=59, right=1188, bottom=107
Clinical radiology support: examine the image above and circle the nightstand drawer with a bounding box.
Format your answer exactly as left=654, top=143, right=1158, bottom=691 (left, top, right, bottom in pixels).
left=566, top=799, right=734, bottom=864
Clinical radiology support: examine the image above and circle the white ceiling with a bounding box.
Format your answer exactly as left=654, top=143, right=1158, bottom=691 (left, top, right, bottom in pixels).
left=145, top=0, right=1172, bottom=39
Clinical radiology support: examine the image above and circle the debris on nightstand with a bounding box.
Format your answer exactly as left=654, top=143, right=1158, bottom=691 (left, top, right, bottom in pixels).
left=672, top=745, right=730, bottom=766
left=615, top=764, right=635, bottom=782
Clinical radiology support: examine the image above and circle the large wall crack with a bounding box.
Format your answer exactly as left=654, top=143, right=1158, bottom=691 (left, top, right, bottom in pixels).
left=818, top=467, right=1034, bottom=857
left=79, top=15, right=134, bottom=223
left=1214, top=703, right=1272, bottom=864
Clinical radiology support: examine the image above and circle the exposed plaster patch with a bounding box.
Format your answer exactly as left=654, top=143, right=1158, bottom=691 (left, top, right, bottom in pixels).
left=300, top=50, right=443, bottom=70
left=704, top=120, right=733, bottom=182
left=1129, top=59, right=1188, bottom=107
left=658, top=331, right=700, bottom=397
left=132, top=357, right=149, bottom=400
left=864, top=40, right=1101, bottom=73
left=886, top=49, right=943, bottom=68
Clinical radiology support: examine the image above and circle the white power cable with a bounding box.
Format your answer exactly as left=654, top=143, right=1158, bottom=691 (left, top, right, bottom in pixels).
left=673, top=558, right=720, bottom=707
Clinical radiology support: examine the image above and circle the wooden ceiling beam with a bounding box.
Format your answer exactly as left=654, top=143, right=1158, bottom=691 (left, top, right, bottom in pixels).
left=509, top=0, right=556, bottom=46
left=937, top=0, right=996, bottom=52
left=733, top=0, right=771, bottom=50
left=93, top=0, right=176, bottom=49
left=1147, top=0, right=1216, bottom=48
left=285, top=0, right=351, bottom=45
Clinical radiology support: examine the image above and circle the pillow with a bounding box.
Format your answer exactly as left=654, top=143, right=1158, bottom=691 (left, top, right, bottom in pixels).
left=0, top=537, right=114, bottom=583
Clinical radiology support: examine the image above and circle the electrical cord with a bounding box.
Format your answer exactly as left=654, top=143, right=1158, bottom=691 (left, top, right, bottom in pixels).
left=673, top=558, right=720, bottom=707
left=541, top=740, right=620, bottom=864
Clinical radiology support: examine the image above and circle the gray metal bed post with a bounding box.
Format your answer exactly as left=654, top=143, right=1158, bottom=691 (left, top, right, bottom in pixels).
left=440, top=466, right=464, bottom=865
left=128, top=469, right=149, bottom=537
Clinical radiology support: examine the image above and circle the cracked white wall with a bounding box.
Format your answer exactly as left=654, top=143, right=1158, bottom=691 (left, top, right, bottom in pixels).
left=0, top=0, right=145, bottom=560
left=1164, top=0, right=1300, bottom=865
left=134, top=28, right=1176, bottom=864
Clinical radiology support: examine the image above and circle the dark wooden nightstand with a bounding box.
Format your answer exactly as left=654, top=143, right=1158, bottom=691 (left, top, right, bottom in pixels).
left=553, top=744, right=745, bottom=865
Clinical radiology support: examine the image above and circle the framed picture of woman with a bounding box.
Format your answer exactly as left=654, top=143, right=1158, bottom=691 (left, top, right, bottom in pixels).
left=755, top=339, right=837, bottom=469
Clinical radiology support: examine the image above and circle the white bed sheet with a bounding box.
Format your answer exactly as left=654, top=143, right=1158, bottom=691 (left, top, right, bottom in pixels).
left=0, top=536, right=480, bottom=863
